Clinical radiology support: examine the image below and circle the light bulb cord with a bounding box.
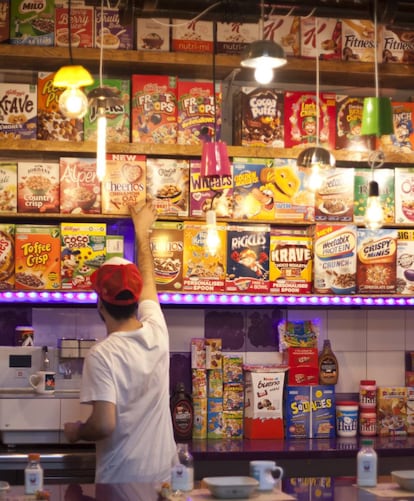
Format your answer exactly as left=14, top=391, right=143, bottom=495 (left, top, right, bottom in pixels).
left=315, top=16, right=320, bottom=147
left=374, top=0, right=379, bottom=99
left=99, top=0, right=104, bottom=88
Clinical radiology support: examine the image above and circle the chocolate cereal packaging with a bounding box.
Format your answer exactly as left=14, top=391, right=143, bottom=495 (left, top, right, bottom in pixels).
left=9, top=0, right=54, bottom=45
left=0, top=83, right=37, bottom=140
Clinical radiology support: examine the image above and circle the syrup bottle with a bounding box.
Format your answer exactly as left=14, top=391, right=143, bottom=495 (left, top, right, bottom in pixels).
left=170, top=382, right=193, bottom=441
left=319, top=339, right=338, bottom=385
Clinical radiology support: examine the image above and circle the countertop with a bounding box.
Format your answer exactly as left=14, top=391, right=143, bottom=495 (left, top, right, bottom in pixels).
left=0, top=389, right=80, bottom=398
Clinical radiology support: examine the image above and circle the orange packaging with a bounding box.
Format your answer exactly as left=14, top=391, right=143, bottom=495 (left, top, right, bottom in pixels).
left=14, top=225, right=60, bottom=290
left=0, top=223, right=15, bottom=290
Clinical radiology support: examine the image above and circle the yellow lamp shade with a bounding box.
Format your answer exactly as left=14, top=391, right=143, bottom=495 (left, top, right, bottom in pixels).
left=53, top=65, right=94, bottom=88
left=361, top=97, right=394, bottom=137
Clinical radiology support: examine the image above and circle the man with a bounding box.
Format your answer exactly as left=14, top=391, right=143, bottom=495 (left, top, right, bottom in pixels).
left=64, top=201, right=178, bottom=484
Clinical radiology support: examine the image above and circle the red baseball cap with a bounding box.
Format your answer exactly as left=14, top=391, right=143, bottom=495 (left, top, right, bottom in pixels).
left=91, top=257, right=143, bottom=305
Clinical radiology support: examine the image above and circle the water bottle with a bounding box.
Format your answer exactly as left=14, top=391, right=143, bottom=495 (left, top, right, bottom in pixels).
left=357, top=439, right=377, bottom=487
left=171, top=443, right=194, bottom=492
left=25, top=453, right=43, bottom=494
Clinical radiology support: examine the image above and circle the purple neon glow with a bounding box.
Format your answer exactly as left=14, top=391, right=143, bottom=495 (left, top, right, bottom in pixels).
left=0, top=291, right=413, bottom=306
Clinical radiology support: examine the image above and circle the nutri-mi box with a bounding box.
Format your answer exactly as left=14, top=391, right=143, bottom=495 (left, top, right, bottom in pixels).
left=0, top=224, right=15, bottom=290
left=9, top=0, right=54, bottom=45
left=243, top=365, right=286, bottom=439
left=0, top=162, right=17, bottom=214
left=17, top=161, right=59, bottom=214
left=377, top=386, right=408, bottom=436
left=397, top=229, right=414, bottom=295
left=171, top=19, right=213, bottom=53
left=285, top=385, right=336, bottom=438
left=300, top=17, right=342, bottom=60
left=0, top=83, right=37, bottom=140
left=54, top=3, right=94, bottom=48
left=14, top=224, right=61, bottom=290
left=94, top=7, right=133, bottom=50
left=216, top=21, right=259, bottom=55
left=264, top=15, right=300, bottom=57
left=136, top=17, right=170, bottom=51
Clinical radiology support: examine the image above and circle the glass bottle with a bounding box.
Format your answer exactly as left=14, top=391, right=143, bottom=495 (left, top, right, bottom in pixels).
left=25, top=453, right=43, bottom=494
left=170, top=382, right=194, bottom=441
left=319, top=339, right=338, bottom=385
left=357, top=439, right=377, bottom=487
left=171, top=443, right=194, bottom=492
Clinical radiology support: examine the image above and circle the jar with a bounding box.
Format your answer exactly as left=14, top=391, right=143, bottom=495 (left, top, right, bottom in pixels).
left=360, top=380, right=376, bottom=409
left=336, top=401, right=358, bottom=437
left=360, top=410, right=377, bottom=436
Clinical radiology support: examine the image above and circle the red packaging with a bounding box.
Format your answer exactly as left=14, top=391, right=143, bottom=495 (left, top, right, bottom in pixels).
left=55, top=4, right=94, bottom=48
left=288, top=348, right=318, bottom=369
left=288, top=367, right=319, bottom=386
left=172, top=19, right=213, bottom=53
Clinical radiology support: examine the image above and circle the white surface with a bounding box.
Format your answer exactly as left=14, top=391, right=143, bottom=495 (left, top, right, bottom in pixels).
left=391, top=471, right=414, bottom=491
left=203, top=477, right=259, bottom=499
left=0, top=398, right=60, bottom=430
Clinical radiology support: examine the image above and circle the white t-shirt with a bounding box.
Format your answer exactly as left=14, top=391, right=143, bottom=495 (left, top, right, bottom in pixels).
left=80, top=299, right=178, bottom=484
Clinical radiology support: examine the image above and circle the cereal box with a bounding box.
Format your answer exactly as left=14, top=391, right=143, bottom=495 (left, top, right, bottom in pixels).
left=84, top=78, right=130, bottom=143
left=171, top=19, right=213, bottom=53
left=59, top=157, right=100, bottom=215
left=285, top=477, right=334, bottom=500
left=131, top=74, right=177, bottom=144
left=94, top=7, right=133, bottom=50
left=192, top=397, right=207, bottom=439
left=223, top=411, right=243, bottom=439
left=0, top=0, right=10, bottom=43
left=264, top=15, right=300, bottom=57
left=0, top=83, right=37, bottom=139
left=313, top=224, right=357, bottom=295
left=14, top=224, right=60, bottom=290
left=269, top=227, right=312, bottom=295
left=353, top=168, right=394, bottom=224
left=0, top=223, right=15, bottom=290
left=0, top=162, right=17, bottom=214
left=341, top=18, right=377, bottom=62
left=9, top=0, right=54, bottom=45
left=189, top=160, right=233, bottom=218
left=377, top=386, right=408, bottom=436
left=105, top=235, right=124, bottom=260
left=54, top=3, right=94, bottom=48
left=136, top=17, right=170, bottom=51
left=300, top=17, right=342, bottom=60
left=233, top=87, right=284, bottom=148
left=284, top=91, right=336, bottom=149
left=150, top=221, right=184, bottom=292
left=222, top=354, right=243, bottom=384
left=101, top=154, right=146, bottom=215
left=396, top=229, right=414, bottom=295
left=208, top=369, right=223, bottom=398
left=315, top=167, right=354, bottom=222
left=182, top=221, right=226, bottom=293
left=60, top=222, right=106, bottom=290
left=381, top=25, right=414, bottom=64
left=206, top=338, right=222, bottom=370
left=177, top=79, right=220, bottom=145
left=336, top=95, right=375, bottom=152
left=395, top=168, right=414, bottom=224
left=285, top=385, right=336, bottom=438
left=191, top=339, right=206, bottom=370
left=356, top=228, right=397, bottom=294
left=225, top=223, right=270, bottom=294
left=216, top=21, right=259, bottom=55
left=37, top=71, right=83, bottom=142
left=146, top=158, right=189, bottom=217
left=17, top=161, right=59, bottom=213
left=379, top=102, right=414, bottom=154
left=223, top=383, right=244, bottom=411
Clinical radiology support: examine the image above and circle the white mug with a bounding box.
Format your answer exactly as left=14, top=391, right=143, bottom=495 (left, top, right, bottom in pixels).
left=29, top=371, right=55, bottom=394
left=250, top=460, right=284, bottom=491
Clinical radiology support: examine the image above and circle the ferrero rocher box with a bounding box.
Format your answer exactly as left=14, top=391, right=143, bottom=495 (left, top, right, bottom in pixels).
left=17, top=161, right=60, bottom=214
left=0, top=224, right=15, bottom=290
left=0, top=162, right=17, bottom=214
left=15, top=225, right=60, bottom=290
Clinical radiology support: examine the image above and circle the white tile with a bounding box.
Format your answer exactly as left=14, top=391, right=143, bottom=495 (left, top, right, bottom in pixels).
left=367, top=351, right=405, bottom=386
left=245, top=351, right=284, bottom=365
left=164, top=308, right=204, bottom=352
left=335, top=351, right=366, bottom=393
left=327, top=309, right=367, bottom=351
left=405, top=310, right=414, bottom=350
left=367, top=310, right=405, bottom=350
left=32, top=308, right=77, bottom=346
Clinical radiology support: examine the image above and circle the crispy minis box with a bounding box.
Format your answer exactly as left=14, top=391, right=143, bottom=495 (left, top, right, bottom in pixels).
left=0, top=223, right=15, bottom=290
left=17, top=161, right=59, bottom=214
left=0, top=83, right=37, bottom=140
left=0, top=162, right=17, bottom=214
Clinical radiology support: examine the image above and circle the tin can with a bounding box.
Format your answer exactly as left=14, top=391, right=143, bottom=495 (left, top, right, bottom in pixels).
left=336, top=401, right=359, bottom=437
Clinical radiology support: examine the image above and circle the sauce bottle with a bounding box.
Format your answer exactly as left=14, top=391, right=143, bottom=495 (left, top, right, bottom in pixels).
left=170, top=382, right=194, bottom=441
left=319, top=339, right=338, bottom=385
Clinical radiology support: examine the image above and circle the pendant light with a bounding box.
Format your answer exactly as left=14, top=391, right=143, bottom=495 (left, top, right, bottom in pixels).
left=240, top=0, right=287, bottom=84
left=364, top=150, right=385, bottom=230
left=205, top=209, right=221, bottom=256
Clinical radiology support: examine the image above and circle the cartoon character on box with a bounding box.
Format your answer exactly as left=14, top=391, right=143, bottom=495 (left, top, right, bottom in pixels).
left=392, top=119, right=413, bottom=152
left=61, top=248, right=80, bottom=279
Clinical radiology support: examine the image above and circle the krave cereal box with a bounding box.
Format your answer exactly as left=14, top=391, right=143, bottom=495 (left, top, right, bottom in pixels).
left=0, top=83, right=37, bottom=139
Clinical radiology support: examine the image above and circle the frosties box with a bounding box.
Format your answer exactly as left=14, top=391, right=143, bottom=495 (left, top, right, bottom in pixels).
left=171, top=18, right=213, bottom=53
left=225, top=224, right=270, bottom=294
left=264, top=15, right=300, bottom=57
left=284, top=91, right=336, bottom=149
left=131, top=74, right=177, bottom=144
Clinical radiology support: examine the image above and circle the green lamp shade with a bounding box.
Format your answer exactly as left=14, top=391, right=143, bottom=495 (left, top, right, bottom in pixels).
left=361, top=96, right=394, bottom=137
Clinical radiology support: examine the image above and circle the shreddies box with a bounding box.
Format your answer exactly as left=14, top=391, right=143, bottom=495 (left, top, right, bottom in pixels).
left=264, top=15, right=300, bottom=57
left=0, top=162, right=17, bottom=214
left=131, top=74, right=177, bottom=144
left=171, top=19, right=213, bottom=53
left=9, top=0, right=54, bottom=45
left=136, top=17, right=170, bottom=51
left=14, top=224, right=60, bottom=290
left=54, top=3, right=94, bottom=48
left=0, top=83, right=37, bottom=140
left=396, top=229, right=414, bottom=295
left=17, top=161, right=59, bottom=214
left=0, top=224, right=15, bottom=290
left=354, top=168, right=395, bottom=224
left=61, top=222, right=106, bottom=290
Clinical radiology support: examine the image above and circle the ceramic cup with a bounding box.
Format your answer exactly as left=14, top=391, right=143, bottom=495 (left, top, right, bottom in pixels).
left=29, top=371, right=55, bottom=394
left=249, top=460, right=284, bottom=491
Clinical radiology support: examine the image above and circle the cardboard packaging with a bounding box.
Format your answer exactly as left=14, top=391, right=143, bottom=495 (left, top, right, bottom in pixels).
left=264, top=15, right=300, bottom=57
left=94, top=7, right=133, bottom=50
left=341, top=18, right=378, bottom=62
left=0, top=223, right=15, bottom=290
left=54, top=3, right=94, bottom=48
left=301, top=17, right=342, bottom=60
left=17, top=161, right=59, bottom=214
left=9, top=0, right=54, bottom=45
left=381, top=25, right=414, bottom=63
left=0, top=0, right=9, bottom=43
left=0, top=83, right=37, bottom=139
left=395, top=168, right=414, bottom=224
left=397, top=229, right=414, bottom=295
left=171, top=19, right=213, bottom=53
left=136, top=17, right=170, bottom=51
left=378, top=102, right=414, bottom=154
left=377, top=386, right=408, bottom=436
left=0, top=162, right=17, bottom=214
left=216, top=21, right=259, bottom=55
left=335, top=95, right=375, bottom=152
left=314, top=167, right=354, bottom=223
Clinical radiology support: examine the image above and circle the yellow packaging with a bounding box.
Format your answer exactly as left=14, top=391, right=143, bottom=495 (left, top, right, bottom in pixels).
left=377, top=386, right=408, bottom=436
left=192, top=397, right=207, bottom=439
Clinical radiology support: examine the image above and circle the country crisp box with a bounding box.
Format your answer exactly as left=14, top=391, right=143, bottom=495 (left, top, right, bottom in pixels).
left=0, top=83, right=37, bottom=140
left=17, top=161, right=59, bottom=214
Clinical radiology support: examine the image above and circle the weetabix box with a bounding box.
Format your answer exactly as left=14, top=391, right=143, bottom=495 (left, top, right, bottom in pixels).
left=397, top=229, right=414, bottom=295
left=17, top=161, right=59, bottom=213
left=216, top=21, right=259, bottom=55
left=14, top=224, right=60, bottom=290
left=300, top=17, right=342, bottom=60
left=150, top=221, right=184, bottom=292
left=61, top=222, right=106, bottom=290
left=94, top=7, right=133, bottom=50
left=189, top=160, right=233, bottom=218
left=284, top=91, right=336, bottom=150
left=84, top=78, right=130, bottom=143
left=285, top=385, right=335, bottom=439
left=395, top=168, right=414, bottom=224
left=59, top=157, right=100, bottom=215
left=0, top=223, right=15, bottom=290
left=171, top=19, right=213, bottom=53
left=101, top=154, right=146, bottom=215
left=269, top=227, right=312, bottom=295
left=0, top=161, right=17, bottom=214
left=225, top=223, right=270, bottom=294
left=0, top=0, right=9, bottom=42
left=264, top=15, right=300, bottom=57
left=233, top=87, right=284, bottom=148
left=354, top=168, right=394, bottom=225
left=341, top=18, right=378, bottom=62
left=136, top=17, right=170, bottom=51
left=9, top=0, right=54, bottom=45
left=0, top=83, right=37, bottom=140
left=131, top=74, right=177, bottom=144
left=37, top=71, right=83, bottom=141
left=54, top=3, right=94, bottom=48
left=336, top=95, right=375, bottom=152
left=182, top=221, right=226, bottom=293
left=315, top=167, right=354, bottom=223
left=146, top=158, right=189, bottom=217
left=377, top=386, right=408, bottom=436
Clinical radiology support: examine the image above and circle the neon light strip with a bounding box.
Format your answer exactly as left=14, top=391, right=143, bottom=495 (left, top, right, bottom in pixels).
left=1, top=291, right=413, bottom=307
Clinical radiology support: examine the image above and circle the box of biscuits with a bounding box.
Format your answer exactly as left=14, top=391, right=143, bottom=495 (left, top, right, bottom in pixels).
left=0, top=223, right=15, bottom=290
left=17, top=161, right=59, bottom=214
left=0, top=83, right=37, bottom=140
left=0, top=162, right=17, bottom=214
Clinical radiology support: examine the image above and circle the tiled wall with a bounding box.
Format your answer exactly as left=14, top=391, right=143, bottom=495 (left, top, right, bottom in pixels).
left=0, top=305, right=410, bottom=395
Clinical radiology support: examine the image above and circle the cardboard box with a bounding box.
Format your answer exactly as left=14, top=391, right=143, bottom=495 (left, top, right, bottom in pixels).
left=335, top=95, right=375, bottom=152
left=396, top=229, right=414, bottom=294
left=171, top=19, right=213, bottom=53
left=55, top=3, right=94, bottom=48
left=300, top=17, right=342, bottom=60
left=0, top=223, right=15, bottom=290
left=94, top=7, right=133, bottom=50
left=0, top=162, right=17, bottom=214
left=377, top=386, right=408, bottom=436
left=17, top=161, right=59, bottom=214
left=0, top=0, right=9, bottom=43
left=9, top=0, right=54, bottom=45
left=379, top=102, right=414, bottom=154
left=382, top=25, right=414, bottom=64
left=315, top=167, right=354, bottom=223
left=216, top=21, right=259, bottom=55
left=341, top=19, right=378, bottom=62
left=136, top=17, right=170, bottom=51
left=264, top=15, right=300, bottom=57
left=395, top=168, right=414, bottom=224
left=0, top=83, right=37, bottom=139
left=353, top=168, right=394, bottom=224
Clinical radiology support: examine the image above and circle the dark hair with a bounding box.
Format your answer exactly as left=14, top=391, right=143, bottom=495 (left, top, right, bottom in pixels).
left=101, top=290, right=138, bottom=320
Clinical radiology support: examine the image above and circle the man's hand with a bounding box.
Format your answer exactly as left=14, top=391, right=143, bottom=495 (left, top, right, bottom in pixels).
left=64, top=421, right=82, bottom=443
left=129, top=201, right=158, bottom=240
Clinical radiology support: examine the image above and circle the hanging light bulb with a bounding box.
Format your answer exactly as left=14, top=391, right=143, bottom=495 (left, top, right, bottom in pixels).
left=53, top=65, right=94, bottom=119
left=254, top=63, right=274, bottom=85
left=297, top=147, right=336, bottom=192
left=96, top=103, right=107, bottom=182
left=364, top=180, right=384, bottom=230
left=205, top=210, right=220, bottom=256
left=58, top=87, right=89, bottom=119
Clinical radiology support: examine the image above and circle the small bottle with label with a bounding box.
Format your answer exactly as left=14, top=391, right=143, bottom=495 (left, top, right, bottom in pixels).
left=319, top=339, right=338, bottom=385
left=171, top=443, right=194, bottom=492
left=25, top=453, right=43, bottom=494
left=170, top=382, right=194, bottom=441
left=357, top=439, right=377, bottom=487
